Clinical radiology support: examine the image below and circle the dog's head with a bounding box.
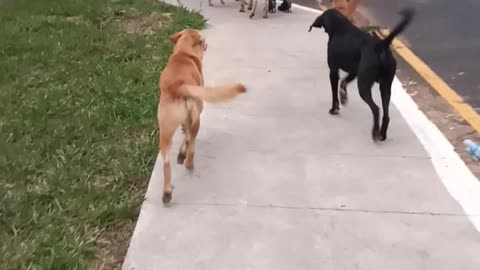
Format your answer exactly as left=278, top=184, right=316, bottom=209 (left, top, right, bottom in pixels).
left=170, top=29, right=208, bottom=60
left=308, top=9, right=350, bottom=35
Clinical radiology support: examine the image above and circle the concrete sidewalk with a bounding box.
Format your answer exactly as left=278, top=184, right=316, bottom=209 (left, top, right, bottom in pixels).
left=123, top=1, right=480, bottom=269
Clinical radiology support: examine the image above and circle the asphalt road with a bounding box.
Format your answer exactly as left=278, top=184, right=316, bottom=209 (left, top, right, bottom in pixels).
left=293, top=0, right=480, bottom=112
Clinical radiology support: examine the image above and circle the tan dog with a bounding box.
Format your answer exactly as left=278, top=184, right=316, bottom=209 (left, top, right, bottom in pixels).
left=208, top=0, right=267, bottom=18
left=208, top=0, right=225, bottom=5
left=244, top=0, right=269, bottom=18
left=329, top=0, right=359, bottom=25
left=158, top=29, right=246, bottom=204
left=207, top=0, right=251, bottom=15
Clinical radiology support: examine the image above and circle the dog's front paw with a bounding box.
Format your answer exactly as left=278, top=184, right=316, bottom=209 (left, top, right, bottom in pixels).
left=372, top=128, right=382, bottom=142
left=329, top=107, right=340, bottom=115
left=379, top=131, right=387, bottom=142
left=249, top=13, right=254, bottom=18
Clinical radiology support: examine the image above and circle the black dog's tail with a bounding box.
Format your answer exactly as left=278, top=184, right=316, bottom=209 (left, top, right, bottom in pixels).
left=377, top=8, right=415, bottom=50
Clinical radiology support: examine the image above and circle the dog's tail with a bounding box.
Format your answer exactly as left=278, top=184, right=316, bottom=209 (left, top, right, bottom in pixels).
left=377, top=8, right=415, bottom=50
left=178, top=83, right=247, bottom=103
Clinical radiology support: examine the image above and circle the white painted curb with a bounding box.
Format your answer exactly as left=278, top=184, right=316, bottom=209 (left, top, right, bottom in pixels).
left=391, top=77, right=480, bottom=230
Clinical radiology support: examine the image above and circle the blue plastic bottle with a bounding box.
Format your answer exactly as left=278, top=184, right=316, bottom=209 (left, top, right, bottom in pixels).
left=463, top=139, right=480, bottom=160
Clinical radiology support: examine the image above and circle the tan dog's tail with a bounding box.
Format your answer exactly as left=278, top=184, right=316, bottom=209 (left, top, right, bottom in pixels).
left=179, top=84, right=247, bottom=103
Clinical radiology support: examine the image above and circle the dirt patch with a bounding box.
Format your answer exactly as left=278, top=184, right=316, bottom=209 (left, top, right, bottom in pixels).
left=90, top=176, right=148, bottom=270
left=64, top=16, right=89, bottom=25
left=43, top=15, right=91, bottom=26
left=117, top=12, right=172, bottom=35
left=90, top=221, right=136, bottom=270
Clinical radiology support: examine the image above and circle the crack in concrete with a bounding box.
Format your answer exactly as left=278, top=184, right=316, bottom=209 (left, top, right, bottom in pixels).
left=173, top=201, right=480, bottom=217
left=193, top=152, right=434, bottom=160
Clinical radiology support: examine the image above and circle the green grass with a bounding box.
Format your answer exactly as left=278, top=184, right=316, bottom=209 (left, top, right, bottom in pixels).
left=0, top=0, right=206, bottom=269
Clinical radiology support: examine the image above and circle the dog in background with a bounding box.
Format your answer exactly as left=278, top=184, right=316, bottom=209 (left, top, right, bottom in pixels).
left=209, top=0, right=272, bottom=18
left=158, top=29, right=246, bottom=204
left=208, top=0, right=255, bottom=15
left=241, top=0, right=269, bottom=18
left=329, top=0, right=360, bottom=25
left=278, top=0, right=292, bottom=12
left=208, top=0, right=240, bottom=6
left=268, top=0, right=276, bottom=13
left=309, top=8, right=415, bottom=141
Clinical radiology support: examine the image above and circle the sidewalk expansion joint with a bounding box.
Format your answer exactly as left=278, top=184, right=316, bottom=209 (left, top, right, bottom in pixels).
left=172, top=202, right=480, bottom=217
left=194, top=152, right=433, bottom=160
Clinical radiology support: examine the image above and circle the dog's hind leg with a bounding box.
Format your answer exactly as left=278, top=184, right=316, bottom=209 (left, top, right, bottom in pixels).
left=249, top=0, right=257, bottom=18
left=379, top=78, right=393, bottom=141
left=358, top=78, right=381, bottom=141
left=329, top=69, right=340, bottom=115
left=247, top=0, right=257, bottom=14
left=340, top=73, right=356, bottom=106
left=177, top=124, right=189, bottom=164
left=240, top=0, right=247, bottom=12
left=185, top=119, right=200, bottom=170
left=159, top=124, right=177, bottom=205
left=263, top=0, right=268, bottom=18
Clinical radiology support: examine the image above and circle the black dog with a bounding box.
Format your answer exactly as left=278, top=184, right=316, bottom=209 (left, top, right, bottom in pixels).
left=278, top=0, right=292, bottom=12
left=308, top=8, right=415, bottom=141
left=268, top=0, right=276, bottom=13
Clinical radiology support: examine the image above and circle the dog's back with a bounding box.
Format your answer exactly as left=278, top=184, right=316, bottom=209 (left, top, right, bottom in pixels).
left=160, top=51, right=245, bottom=103
left=315, top=9, right=376, bottom=72
left=160, top=52, right=203, bottom=100
left=310, top=8, right=414, bottom=73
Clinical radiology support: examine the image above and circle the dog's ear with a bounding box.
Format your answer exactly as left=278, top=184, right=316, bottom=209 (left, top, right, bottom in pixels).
left=170, top=30, right=184, bottom=45
left=308, top=15, right=323, bottom=32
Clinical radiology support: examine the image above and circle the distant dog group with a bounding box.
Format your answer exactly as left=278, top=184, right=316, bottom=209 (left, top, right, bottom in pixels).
left=208, top=0, right=292, bottom=19
left=328, top=0, right=360, bottom=25
left=157, top=3, right=415, bottom=204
